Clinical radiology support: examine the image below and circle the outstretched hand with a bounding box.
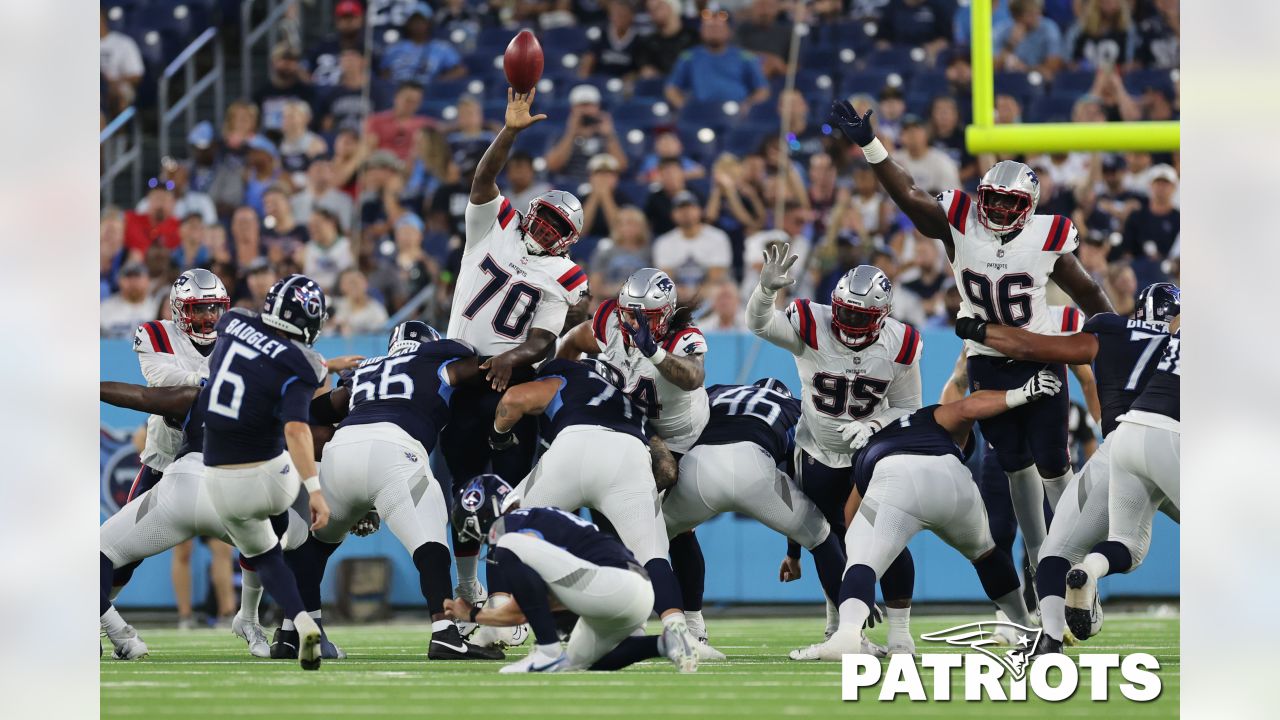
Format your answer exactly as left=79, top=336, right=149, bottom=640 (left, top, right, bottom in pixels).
left=618, top=307, right=660, bottom=359
left=505, top=87, right=548, bottom=131
left=828, top=100, right=876, bottom=146
left=759, top=240, right=799, bottom=293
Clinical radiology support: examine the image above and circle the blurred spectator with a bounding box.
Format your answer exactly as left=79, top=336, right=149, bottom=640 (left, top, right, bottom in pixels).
left=360, top=150, right=408, bottom=246
left=580, top=0, right=641, bottom=78
left=101, top=262, right=157, bottom=337
left=896, top=115, right=960, bottom=194
left=844, top=162, right=895, bottom=243
left=653, top=191, right=732, bottom=301
left=1031, top=149, right=1089, bottom=191
left=436, top=0, right=483, bottom=51
left=381, top=3, right=465, bottom=85
left=136, top=162, right=217, bottom=227
left=145, top=240, right=180, bottom=294
left=279, top=100, right=328, bottom=181
left=331, top=269, right=391, bottom=336
left=1088, top=67, right=1141, bottom=121
left=307, top=0, right=371, bottom=88
left=101, top=207, right=126, bottom=297
left=231, top=206, right=263, bottom=269
left=777, top=89, right=826, bottom=168
left=874, top=87, right=907, bottom=148
left=806, top=153, right=847, bottom=239
left=446, top=95, right=496, bottom=175
left=1119, top=164, right=1178, bottom=260
left=1121, top=151, right=1155, bottom=197
left=304, top=208, right=355, bottom=293
left=1064, top=0, right=1137, bottom=70
left=995, top=92, right=1023, bottom=124
left=125, top=177, right=181, bottom=256
left=546, top=85, right=628, bottom=184
left=319, top=51, right=374, bottom=133
left=427, top=161, right=473, bottom=239
left=877, top=0, right=955, bottom=63
left=994, top=0, right=1065, bottom=78
left=172, top=213, right=211, bottom=270
left=1140, top=84, right=1176, bottom=122
left=237, top=258, right=278, bottom=310
left=1104, top=262, right=1137, bottom=315
left=1137, top=0, right=1179, bottom=69
left=1093, top=153, right=1142, bottom=228
left=183, top=122, right=231, bottom=201
left=371, top=214, right=436, bottom=311
left=367, top=81, right=433, bottom=163
left=333, top=128, right=374, bottom=198
left=1031, top=161, right=1075, bottom=217
left=896, top=234, right=950, bottom=327
left=589, top=206, right=654, bottom=302
left=665, top=8, right=769, bottom=109
left=742, top=202, right=812, bottom=300
left=927, top=96, right=976, bottom=183
left=243, top=135, right=283, bottom=217
left=221, top=100, right=261, bottom=153
left=254, top=44, right=314, bottom=134
left=735, top=0, right=793, bottom=78
left=699, top=281, right=747, bottom=331
left=645, top=157, right=694, bottom=236
left=100, top=9, right=143, bottom=113
left=637, top=132, right=706, bottom=183
left=953, top=0, right=1013, bottom=47
left=502, top=151, right=551, bottom=213
left=261, top=185, right=309, bottom=269
left=1077, top=231, right=1110, bottom=282
left=636, top=0, right=699, bottom=77
left=581, top=154, right=628, bottom=239
left=706, top=153, right=766, bottom=237
left=292, top=158, right=355, bottom=231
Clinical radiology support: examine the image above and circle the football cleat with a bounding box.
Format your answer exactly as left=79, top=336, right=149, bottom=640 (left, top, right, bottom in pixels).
left=1064, top=566, right=1103, bottom=641
left=109, top=629, right=149, bottom=661
left=320, top=635, right=347, bottom=660
left=824, top=599, right=840, bottom=639
left=660, top=623, right=699, bottom=673
left=499, top=646, right=569, bottom=673
left=684, top=611, right=708, bottom=645
left=428, top=624, right=506, bottom=660
left=468, top=622, right=530, bottom=649
left=232, top=614, right=271, bottom=658
left=455, top=580, right=488, bottom=607
left=991, top=610, right=1019, bottom=646
left=270, top=627, right=299, bottom=659
left=1028, top=635, right=1064, bottom=659
left=886, top=631, right=916, bottom=657
left=789, top=628, right=862, bottom=661
left=693, top=640, right=727, bottom=661
left=294, top=612, right=322, bottom=671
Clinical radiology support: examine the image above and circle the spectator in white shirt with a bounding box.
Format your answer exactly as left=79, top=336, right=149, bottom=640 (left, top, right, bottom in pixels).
left=652, top=191, right=733, bottom=303
left=895, top=115, right=961, bottom=195
left=291, top=157, right=355, bottom=230
left=101, top=262, right=158, bottom=337
left=331, top=269, right=390, bottom=336
left=100, top=9, right=144, bottom=113
left=699, top=281, right=747, bottom=332
left=303, top=207, right=355, bottom=293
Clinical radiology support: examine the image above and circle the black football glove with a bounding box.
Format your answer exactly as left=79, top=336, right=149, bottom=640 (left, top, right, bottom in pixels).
left=489, top=424, right=519, bottom=451
left=351, top=511, right=381, bottom=537
left=954, top=316, right=989, bottom=343
left=864, top=603, right=885, bottom=630
left=618, top=307, right=661, bottom=358
left=828, top=101, right=876, bottom=147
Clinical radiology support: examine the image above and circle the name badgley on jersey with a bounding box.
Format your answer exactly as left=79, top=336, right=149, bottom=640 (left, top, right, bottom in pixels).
left=447, top=195, right=590, bottom=356
left=785, top=300, right=922, bottom=468
left=590, top=299, right=709, bottom=454
left=133, top=319, right=212, bottom=471
left=938, top=189, right=1079, bottom=358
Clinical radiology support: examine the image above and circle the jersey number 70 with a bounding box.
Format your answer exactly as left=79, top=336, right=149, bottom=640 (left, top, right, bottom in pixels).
left=461, top=255, right=543, bottom=339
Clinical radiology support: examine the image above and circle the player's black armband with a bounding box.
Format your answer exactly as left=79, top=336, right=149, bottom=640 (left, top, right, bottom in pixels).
left=309, top=391, right=345, bottom=426
left=954, top=317, right=988, bottom=343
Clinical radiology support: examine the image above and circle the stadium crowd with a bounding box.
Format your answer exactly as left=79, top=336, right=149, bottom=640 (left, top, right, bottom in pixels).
left=100, top=0, right=1180, bottom=340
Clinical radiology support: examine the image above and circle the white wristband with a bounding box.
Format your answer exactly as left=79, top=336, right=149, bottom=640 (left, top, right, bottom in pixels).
left=303, top=475, right=321, bottom=493
left=1004, top=388, right=1029, bottom=409
left=861, top=137, right=888, bottom=164
left=649, top=346, right=667, bottom=365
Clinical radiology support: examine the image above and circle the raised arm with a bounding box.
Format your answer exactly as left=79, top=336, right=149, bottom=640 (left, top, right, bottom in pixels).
left=556, top=320, right=600, bottom=360
left=100, top=381, right=200, bottom=421
left=618, top=308, right=705, bottom=391
left=827, top=101, right=952, bottom=246
left=933, top=371, right=1063, bottom=443
left=1050, top=252, right=1115, bottom=316
left=470, top=88, right=546, bottom=205
left=745, top=241, right=807, bottom=355
left=955, top=318, right=1100, bottom=365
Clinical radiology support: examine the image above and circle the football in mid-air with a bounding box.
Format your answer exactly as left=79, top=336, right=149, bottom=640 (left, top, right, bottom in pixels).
left=503, top=29, right=544, bottom=94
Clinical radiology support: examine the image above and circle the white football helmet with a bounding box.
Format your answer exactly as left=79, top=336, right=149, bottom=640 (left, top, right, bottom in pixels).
left=520, top=190, right=584, bottom=256
left=976, top=160, right=1041, bottom=234
left=831, top=265, right=892, bottom=350
left=169, top=268, right=229, bottom=344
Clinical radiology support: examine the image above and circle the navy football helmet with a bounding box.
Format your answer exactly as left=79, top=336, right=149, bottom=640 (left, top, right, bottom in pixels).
left=580, top=357, right=625, bottom=388
left=752, top=377, right=793, bottom=399
left=1134, top=282, right=1180, bottom=329
left=452, top=474, right=514, bottom=544
left=262, top=274, right=328, bottom=346
left=387, top=320, right=441, bottom=354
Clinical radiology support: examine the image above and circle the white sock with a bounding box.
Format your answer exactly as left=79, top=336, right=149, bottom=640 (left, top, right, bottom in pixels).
left=685, top=609, right=704, bottom=626
left=1006, top=466, right=1048, bottom=564
left=887, top=606, right=912, bottom=641
left=993, top=589, right=1033, bottom=627
left=431, top=619, right=453, bottom=633
left=535, top=642, right=563, bottom=657
left=101, top=606, right=130, bottom=639
left=1040, top=595, right=1066, bottom=641
left=661, top=611, right=688, bottom=628
left=836, top=598, right=870, bottom=634
left=1082, top=552, right=1111, bottom=579
left=1042, top=470, right=1072, bottom=508
left=824, top=598, right=839, bottom=633
left=456, top=555, right=478, bottom=588
left=309, top=609, right=322, bottom=620
left=282, top=618, right=295, bottom=631
left=238, top=569, right=262, bottom=624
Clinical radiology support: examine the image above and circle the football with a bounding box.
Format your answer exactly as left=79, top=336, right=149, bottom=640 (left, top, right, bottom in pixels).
left=503, top=29, right=544, bottom=94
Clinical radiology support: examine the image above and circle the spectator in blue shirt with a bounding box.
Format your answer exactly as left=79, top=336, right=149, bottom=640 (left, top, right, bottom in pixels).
left=664, top=8, right=769, bottom=110
left=994, top=0, right=1065, bottom=79
left=380, top=3, right=466, bottom=86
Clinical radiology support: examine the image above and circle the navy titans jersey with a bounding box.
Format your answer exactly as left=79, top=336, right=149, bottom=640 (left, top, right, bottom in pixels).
left=338, top=340, right=476, bottom=452
left=1129, top=330, right=1179, bottom=421
left=537, top=359, right=647, bottom=445
left=694, top=384, right=801, bottom=464
left=852, top=405, right=963, bottom=495
left=494, top=507, right=639, bottom=570
left=175, top=389, right=206, bottom=460
left=1081, top=313, right=1172, bottom=435
left=200, top=310, right=326, bottom=465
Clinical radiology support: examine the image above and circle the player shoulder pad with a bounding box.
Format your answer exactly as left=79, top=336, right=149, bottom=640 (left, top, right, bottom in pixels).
left=496, top=196, right=518, bottom=231
left=289, top=340, right=329, bottom=384
left=891, top=320, right=922, bottom=365
left=592, top=298, right=619, bottom=345
left=936, top=190, right=973, bottom=234
left=424, top=338, right=479, bottom=361
left=784, top=299, right=821, bottom=350
left=1081, top=311, right=1127, bottom=335
left=134, top=320, right=175, bottom=354
left=554, top=261, right=589, bottom=302
left=1041, top=214, right=1078, bottom=254
left=663, top=326, right=707, bottom=356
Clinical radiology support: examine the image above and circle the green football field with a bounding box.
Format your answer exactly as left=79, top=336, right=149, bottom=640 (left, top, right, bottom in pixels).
left=101, top=614, right=1177, bottom=719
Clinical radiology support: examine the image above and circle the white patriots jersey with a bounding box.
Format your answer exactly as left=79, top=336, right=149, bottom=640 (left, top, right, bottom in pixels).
left=448, top=195, right=589, bottom=356
left=132, top=319, right=211, bottom=471
left=938, top=190, right=1079, bottom=358
left=784, top=300, right=923, bottom=468
left=1048, top=305, right=1084, bottom=336
left=590, top=299, right=709, bottom=454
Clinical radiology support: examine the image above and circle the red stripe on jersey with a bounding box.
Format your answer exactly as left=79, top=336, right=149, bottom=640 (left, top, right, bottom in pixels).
left=126, top=466, right=145, bottom=503
left=795, top=300, right=819, bottom=350
left=497, top=198, right=515, bottom=229
left=592, top=299, right=618, bottom=343
left=142, top=322, right=170, bottom=353
left=947, top=192, right=971, bottom=233
left=558, top=266, right=587, bottom=291
left=663, top=327, right=704, bottom=353
left=152, top=321, right=174, bottom=354
left=1043, top=215, right=1071, bottom=252
left=1061, top=307, right=1079, bottom=332
left=894, top=325, right=920, bottom=364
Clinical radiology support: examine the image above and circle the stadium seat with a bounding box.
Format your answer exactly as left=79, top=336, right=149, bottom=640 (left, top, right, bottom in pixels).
left=1051, top=69, right=1096, bottom=97
left=1123, top=68, right=1177, bottom=96
left=904, top=70, right=948, bottom=101
left=1025, top=94, right=1077, bottom=123
left=617, top=180, right=650, bottom=207
left=422, top=77, right=473, bottom=102
left=864, top=46, right=926, bottom=73
left=840, top=69, right=897, bottom=98
left=463, top=52, right=503, bottom=78
left=512, top=124, right=556, bottom=156
left=676, top=126, right=721, bottom=165
left=539, top=26, right=591, bottom=56
left=631, top=76, right=666, bottom=101
left=723, top=122, right=776, bottom=157
left=612, top=99, right=675, bottom=129
left=994, top=71, right=1041, bottom=107
left=678, top=100, right=736, bottom=132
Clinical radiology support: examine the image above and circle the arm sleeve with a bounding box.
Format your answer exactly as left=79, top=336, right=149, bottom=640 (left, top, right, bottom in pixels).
left=463, top=196, right=503, bottom=255
left=745, top=286, right=806, bottom=356
left=279, top=376, right=319, bottom=424
left=136, top=343, right=206, bottom=387
left=880, top=361, right=924, bottom=426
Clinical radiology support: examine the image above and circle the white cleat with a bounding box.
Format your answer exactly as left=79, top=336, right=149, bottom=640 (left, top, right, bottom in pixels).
left=991, top=610, right=1019, bottom=646
left=293, top=612, right=322, bottom=671
left=693, top=637, right=726, bottom=661
left=684, top=611, right=708, bottom=644
left=1064, top=565, right=1104, bottom=641
left=110, top=630, right=149, bottom=660
left=232, top=614, right=271, bottom=658
left=499, top=647, right=569, bottom=673
left=789, top=629, right=863, bottom=661
left=455, top=581, right=488, bottom=607
left=861, top=635, right=888, bottom=658
left=660, top=624, right=699, bottom=673
left=824, top=598, right=840, bottom=639
left=469, top=623, right=530, bottom=649
left=886, top=631, right=916, bottom=657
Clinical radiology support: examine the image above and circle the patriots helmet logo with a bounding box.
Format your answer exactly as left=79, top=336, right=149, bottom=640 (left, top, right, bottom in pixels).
left=878, top=275, right=892, bottom=293
left=656, top=277, right=675, bottom=293
left=1026, top=169, right=1039, bottom=185
left=920, top=621, right=1043, bottom=681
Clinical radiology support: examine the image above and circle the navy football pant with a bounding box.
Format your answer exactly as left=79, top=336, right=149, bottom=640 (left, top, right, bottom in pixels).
left=967, top=356, right=1071, bottom=477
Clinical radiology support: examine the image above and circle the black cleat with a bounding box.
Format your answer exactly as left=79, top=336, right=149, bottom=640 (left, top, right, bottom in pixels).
left=270, top=627, right=299, bottom=659
left=428, top=624, right=505, bottom=660
left=1021, top=554, right=1039, bottom=614
left=1029, top=635, right=1063, bottom=659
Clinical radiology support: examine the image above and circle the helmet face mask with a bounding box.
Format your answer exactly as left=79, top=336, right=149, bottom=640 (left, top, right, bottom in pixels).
left=1133, top=282, right=1180, bottom=329
left=831, top=298, right=888, bottom=349
left=170, top=269, right=230, bottom=344
left=521, top=193, right=582, bottom=256
left=619, top=303, right=674, bottom=340
left=830, top=265, right=893, bottom=350
left=976, top=160, right=1041, bottom=234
